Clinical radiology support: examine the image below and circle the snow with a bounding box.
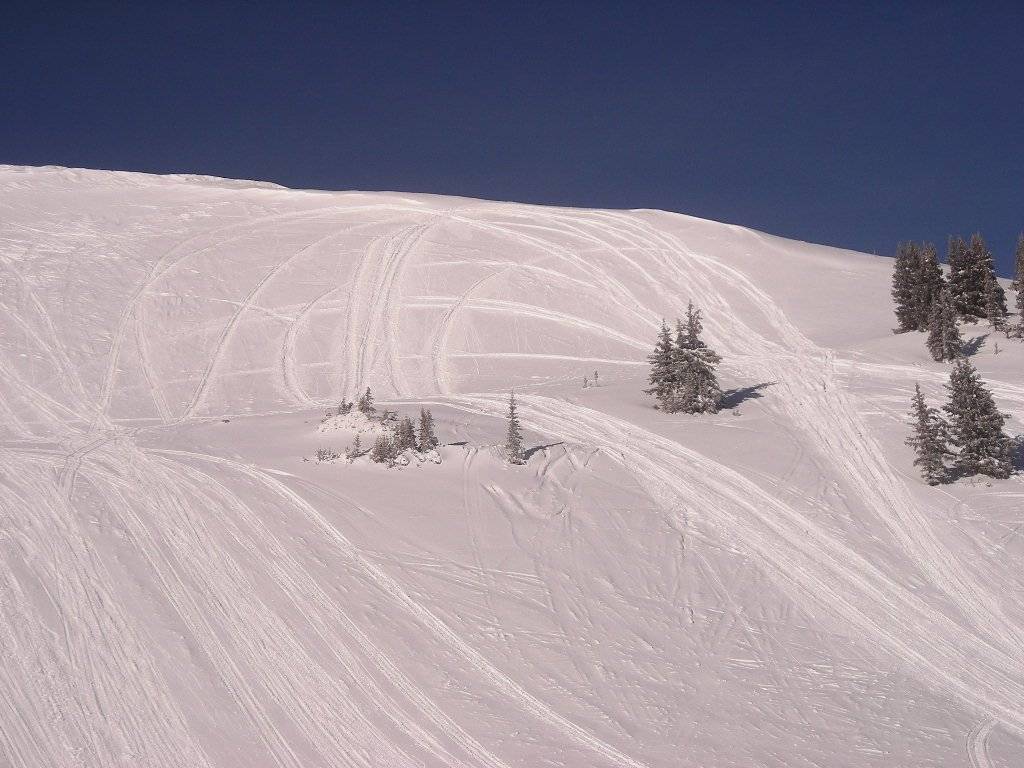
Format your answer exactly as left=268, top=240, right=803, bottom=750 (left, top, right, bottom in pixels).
left=1, top=164, right=1023, bottom=767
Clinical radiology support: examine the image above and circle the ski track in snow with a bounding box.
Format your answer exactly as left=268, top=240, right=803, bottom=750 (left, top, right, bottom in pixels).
left=3, top=172, right=1024, bottom=766
left=968, top=719, right=998, bottom=768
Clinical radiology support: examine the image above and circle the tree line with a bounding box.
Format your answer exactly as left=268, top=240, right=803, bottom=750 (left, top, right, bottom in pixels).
left=892, top=234, right=1024, bottom=359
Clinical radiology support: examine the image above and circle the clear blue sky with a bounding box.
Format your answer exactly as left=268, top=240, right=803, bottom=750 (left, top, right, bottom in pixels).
left=3, top=1, right=1022, bottom=272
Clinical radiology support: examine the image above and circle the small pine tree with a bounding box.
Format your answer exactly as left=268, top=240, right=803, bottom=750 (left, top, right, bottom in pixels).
left=504, top=391, right=525, bottom=464
left=673, top=302, right=722, bottom=414
left=926, top=289, right=963, bottom=362
left=644, top=320, right=676, bottom=408
left=396, top=416, right=417, bottom=452
left=417, top=408, right=438, bottom=452
left=905, top=384, right=950, bottom=485
left=943, top=359, right=1014, bottom=479
left=891, top=242, right=921, bottom=332
left=347, top=433, right=362, bottom=459
left=357, top=387, right=376, bottom=414
left=370, top=433, right=398, bottom=466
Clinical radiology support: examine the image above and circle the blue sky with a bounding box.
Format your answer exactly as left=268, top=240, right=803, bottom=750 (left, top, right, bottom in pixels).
left=3, top=1, right=1022, bottom=272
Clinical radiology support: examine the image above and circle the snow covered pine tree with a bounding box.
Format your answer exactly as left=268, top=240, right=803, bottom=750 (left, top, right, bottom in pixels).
left=504, top=391, right=525, bottom=464
left=673, top=302, right=723, bottom=414
left=943, top=359, right=1014, bottom=479
left=905, top=383, right=950, bottom=485
left=644, top=320, right=676, bottom=408
left=926, top=289, right=963, bottom=362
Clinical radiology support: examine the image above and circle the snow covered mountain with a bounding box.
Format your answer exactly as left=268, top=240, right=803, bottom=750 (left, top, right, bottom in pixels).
left=1, top=165, right=1022, bottom=767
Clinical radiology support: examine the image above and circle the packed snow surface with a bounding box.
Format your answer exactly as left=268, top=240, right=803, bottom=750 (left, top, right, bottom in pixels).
left=1, top=164, right=1023, bottom=767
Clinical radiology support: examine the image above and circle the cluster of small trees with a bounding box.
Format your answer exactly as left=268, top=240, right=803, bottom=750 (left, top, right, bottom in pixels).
left=906, top=359, right=1015, bottom=484
left=892, top=234, right=1024, bottom=358
left=320, top=386, right=531, bottom=469
left=362, top=404, right=439, bottom=467
left=317, top=387, right=440, bottom=467
left=645, top=302, right=722, bottom=414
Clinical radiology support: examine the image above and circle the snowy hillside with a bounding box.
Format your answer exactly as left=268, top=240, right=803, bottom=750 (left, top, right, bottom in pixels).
left=1, top=165, right=1023, bottom=767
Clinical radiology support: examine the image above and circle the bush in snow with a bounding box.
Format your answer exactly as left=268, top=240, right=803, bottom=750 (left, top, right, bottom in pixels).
left=370, top=434, right=398, bottom=467
left=315, top=446, right=340, bottom=463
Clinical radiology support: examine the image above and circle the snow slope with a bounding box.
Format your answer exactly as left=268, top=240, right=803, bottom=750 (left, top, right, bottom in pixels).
left=1, top=164, right=1023, bottom=767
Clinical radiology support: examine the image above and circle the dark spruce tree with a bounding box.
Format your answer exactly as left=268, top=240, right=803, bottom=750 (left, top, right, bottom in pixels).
left=905, top=384, right=950, bottom=485
left=891, top=242, right=921, bottom=332
left=673, top=302, right=723, bottom=414
left=915, top=242, right=945, bottom=330
left=644, top=320, right=676, bottom=409
left=973, top=234, right=1007, bottom=319
left=926, top=289, right=963, bottom=362
left=943, top=359, right=1014, bottom=479
left=1013, top=233, right=1024, bottom=337
left=984, top=270, right=1008, bottom=331
left=396, top=416, right=417, bottom=452
left=947, top=235, right=984, bottom=319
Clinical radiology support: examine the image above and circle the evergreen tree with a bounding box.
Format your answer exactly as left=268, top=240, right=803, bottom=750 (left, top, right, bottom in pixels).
left=357, top=387, right=376, bottom=414
left=417, top=407, right=438, bottom=452
left=504, top=391, right=525, bottom=464
left=943, top=359, right=1014, bottom=479
left=905, top=384, right=950, bottom=485
left=1013, top=233, right=1024, bottom=300
left=926, top=289, right=963, bottom=362
left=984, top=270, right=1007, bottom=330
left=644, top=320, right=676, bottom=408
left=347, top=433, right=362, bottom=459
left=396, top=416, right=417, bottom=452
left=915, top=242, right=945, bottom=330
left=891, top=242, right=921, bottom=332
left=370, top=433, right=398, bottom=466
left=973, top=234, right=1007, bottom=319
left=673, top=302, right=722, bottom=414
left=1012, top=233, right=1024, bottom=337
left=947, top=235, right=983, bottom=318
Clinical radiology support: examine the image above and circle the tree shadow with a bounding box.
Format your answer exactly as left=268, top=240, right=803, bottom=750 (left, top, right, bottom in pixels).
left=1013, top=436, right=1024, bottom=473
left=524, top=442, right=565, bottom=460
left=720, top=382, right=775, bottom=409
left=962, top=334, right=988, bottom=356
